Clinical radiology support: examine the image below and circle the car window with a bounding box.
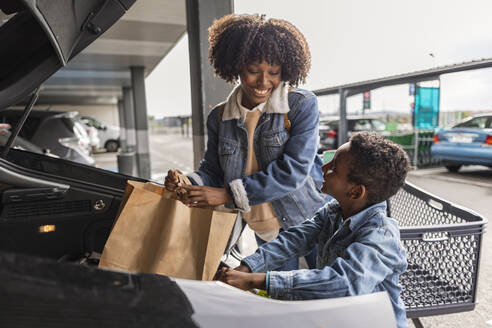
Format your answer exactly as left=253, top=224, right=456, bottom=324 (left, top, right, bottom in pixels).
left=73, top=121, right=89, bottom=139
left=353, top=119, right=372, bottom=131
left=455, top=117, right=488, bottom=128
left=371, top=119, right=386, bottom=131
left=82, top=117, right=103, bottom=129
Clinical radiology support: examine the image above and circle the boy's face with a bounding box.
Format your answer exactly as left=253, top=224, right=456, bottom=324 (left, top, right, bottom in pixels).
left=321, top=142, right=355, bottom=203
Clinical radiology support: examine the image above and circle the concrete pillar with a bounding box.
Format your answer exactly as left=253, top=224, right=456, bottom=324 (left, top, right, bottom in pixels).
left=338, top=88, right=349, bottom=147
left=123, top=86, right=136, bottom=152
left=130, top=66, right=151, bottom=179
left=186, top=0, right=234, bottom=169
left=117, top=87, right=137, bottom=176
left=117, top=99, right=127, bottom=151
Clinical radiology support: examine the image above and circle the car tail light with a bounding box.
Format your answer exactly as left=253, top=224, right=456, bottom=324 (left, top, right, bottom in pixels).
left=326, top=130, right=337, bottom=138
left=433, top=134, right=440, bottom=143
left=485, top=135, right=492, bottom=146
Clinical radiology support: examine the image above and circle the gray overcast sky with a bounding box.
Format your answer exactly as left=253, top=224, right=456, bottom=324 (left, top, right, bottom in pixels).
left=145, top=0, right=492, bottom=118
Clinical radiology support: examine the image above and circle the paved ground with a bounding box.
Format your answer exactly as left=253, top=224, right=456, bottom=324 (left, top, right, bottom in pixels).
left=92, top=133, right=194, bottom=182
left=94, top=133, right=492, bottom=328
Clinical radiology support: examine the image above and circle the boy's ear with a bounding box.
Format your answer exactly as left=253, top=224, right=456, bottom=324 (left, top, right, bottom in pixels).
left=348, top=184, right=366, bottom=200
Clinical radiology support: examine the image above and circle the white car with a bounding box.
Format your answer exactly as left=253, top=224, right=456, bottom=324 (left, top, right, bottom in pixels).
left=78, top=120, right=100, bottom=153
left=79, top=116, right=120, bottom=152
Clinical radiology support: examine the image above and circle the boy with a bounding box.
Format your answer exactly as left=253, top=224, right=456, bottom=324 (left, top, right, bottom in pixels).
left=216, top=132, right=410, bottom=328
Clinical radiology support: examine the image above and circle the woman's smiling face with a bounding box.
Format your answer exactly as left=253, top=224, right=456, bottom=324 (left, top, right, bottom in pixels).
left=239, top=61, right=282, bottom=109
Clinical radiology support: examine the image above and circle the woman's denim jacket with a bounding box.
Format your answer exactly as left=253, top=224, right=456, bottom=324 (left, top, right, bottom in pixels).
left=242, top=200, right=408, bottom=328
left=188, top=85, right=329, bottom=229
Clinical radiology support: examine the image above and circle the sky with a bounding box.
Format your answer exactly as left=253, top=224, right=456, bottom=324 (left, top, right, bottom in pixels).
left=145, top=0, right=492, bottom=118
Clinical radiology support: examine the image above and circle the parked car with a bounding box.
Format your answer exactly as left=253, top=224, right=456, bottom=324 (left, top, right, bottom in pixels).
left=0, top=109, right=95, bottom=166
left=318, top=116, right=387, bottom=152
left=431, top=113, right=492, bottom=172
left=79, top=120, right=100, bottom=153
left=79, top=115, right=120, bottom=152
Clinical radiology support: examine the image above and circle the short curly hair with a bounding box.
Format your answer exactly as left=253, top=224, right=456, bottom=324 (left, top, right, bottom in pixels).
left=347, top=132, right=410, bottom=204
left=208, top=14, right=311, bottom=86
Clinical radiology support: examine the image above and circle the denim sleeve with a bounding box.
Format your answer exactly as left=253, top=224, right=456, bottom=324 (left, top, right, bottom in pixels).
left=241, top=94, right=320, bottom=205
left=187, top=107, right=224, bottom=188
left=241, top=208, right=326, bottom=272
left=267, top=225, right=404, bottom=300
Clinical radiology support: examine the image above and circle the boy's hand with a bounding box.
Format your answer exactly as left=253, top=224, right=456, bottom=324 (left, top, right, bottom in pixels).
left=216, top=267, right=266, bottom=291
left=234, top=264, right=251, bottom=273
left=213, top=264, right=250, bottom=280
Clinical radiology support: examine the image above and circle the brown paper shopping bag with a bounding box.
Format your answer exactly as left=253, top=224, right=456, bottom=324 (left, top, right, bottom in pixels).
left=99, top=180, right=237, bottom=281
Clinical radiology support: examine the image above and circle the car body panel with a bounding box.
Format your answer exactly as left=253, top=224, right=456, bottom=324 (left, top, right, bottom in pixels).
left=0, top=251, right=197, bottom=328
left=0, top=250, right=396, bottom=328
left=431, top=143, right=492, bottom=165
left=80, top=116, right=120, bottom=151
left=80, top=122, right=100, bottom=152
left=431, top=115, right=492, bottom=168
left=176, top=279, right=397, bottom=328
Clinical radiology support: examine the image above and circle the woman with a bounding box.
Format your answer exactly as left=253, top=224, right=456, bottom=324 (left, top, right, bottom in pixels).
left=165, top=13, right=329, bottom=270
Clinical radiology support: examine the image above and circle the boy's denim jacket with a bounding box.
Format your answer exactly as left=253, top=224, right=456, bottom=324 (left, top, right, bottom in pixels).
left=188, top=84, right=328, bottom=229
left=242, top=200, right=409, bottom=328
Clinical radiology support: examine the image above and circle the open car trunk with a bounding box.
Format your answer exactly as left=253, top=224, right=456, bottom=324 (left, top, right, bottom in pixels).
left=0, top=0, right=138, bottom=261
left=0, top=0, right=135, bottom=108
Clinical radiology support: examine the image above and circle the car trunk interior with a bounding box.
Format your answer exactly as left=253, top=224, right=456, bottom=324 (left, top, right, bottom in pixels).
left=0, top=148, right=145, bottom=261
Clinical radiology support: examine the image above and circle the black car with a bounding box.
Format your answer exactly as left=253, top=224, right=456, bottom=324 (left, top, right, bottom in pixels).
left=318, top=116, right=387, bottom=152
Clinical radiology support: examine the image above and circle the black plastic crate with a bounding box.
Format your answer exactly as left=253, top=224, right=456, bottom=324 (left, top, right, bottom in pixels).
left=388, top=181, right=487, bottom=318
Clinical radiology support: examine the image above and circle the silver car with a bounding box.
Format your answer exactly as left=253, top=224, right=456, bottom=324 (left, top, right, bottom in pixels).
left=0, top=109, right=94, bottom=165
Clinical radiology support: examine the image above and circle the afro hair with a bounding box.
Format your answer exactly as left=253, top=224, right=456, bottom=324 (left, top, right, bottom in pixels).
left=208, top=14, right=311, bottom=86
left=347, top=132, right=410, bottom=204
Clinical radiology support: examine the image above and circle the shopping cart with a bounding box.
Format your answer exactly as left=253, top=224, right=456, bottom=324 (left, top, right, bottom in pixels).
left=388, top=182, right=487, bottom=328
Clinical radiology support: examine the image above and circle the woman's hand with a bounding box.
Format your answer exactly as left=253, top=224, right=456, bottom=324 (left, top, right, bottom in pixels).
left=180, top=185, right=232, bottom=207
left=164, top=169, right=182, bottom=191
left=215, top=267, right=266, bottom=291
